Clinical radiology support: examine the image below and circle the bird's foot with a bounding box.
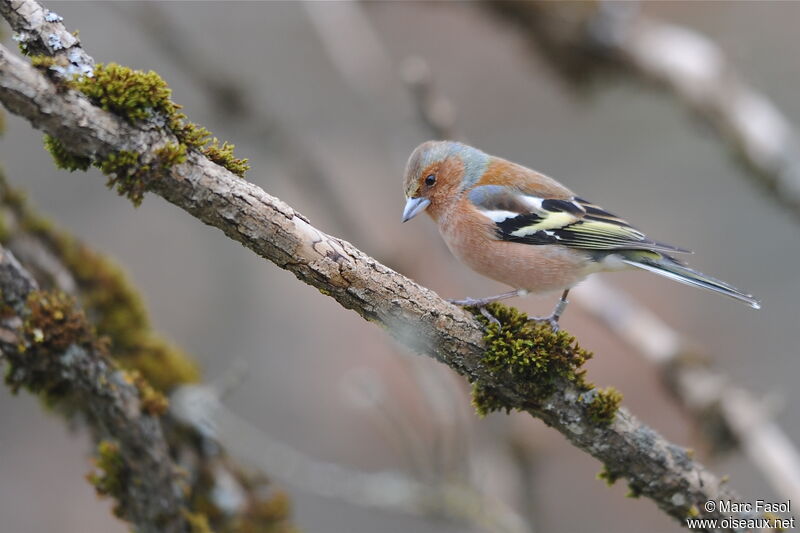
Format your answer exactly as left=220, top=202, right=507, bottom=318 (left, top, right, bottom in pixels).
left=478, top=306, right=501, bottom=327
left=528, top=314, right=560, bottom=332
left=528, top=289, right=570, bottom=332
left=447, top=296, right=498, bottom=307
left=447, top=297, right=503, bottom=326
left=447, top=289, right=527, bottom=308
left=449, top=290, right=529, bottom=327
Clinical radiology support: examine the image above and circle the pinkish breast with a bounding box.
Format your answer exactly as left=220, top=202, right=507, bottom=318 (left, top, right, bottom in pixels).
left=438, top=204, right=593, bottom=294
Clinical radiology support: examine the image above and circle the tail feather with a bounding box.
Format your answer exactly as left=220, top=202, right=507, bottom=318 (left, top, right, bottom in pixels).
left=620, top=253, right=760, bottom=309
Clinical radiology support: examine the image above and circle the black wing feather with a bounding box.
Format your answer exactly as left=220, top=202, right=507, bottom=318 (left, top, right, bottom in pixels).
left=471, top=188, right=691, bottom=254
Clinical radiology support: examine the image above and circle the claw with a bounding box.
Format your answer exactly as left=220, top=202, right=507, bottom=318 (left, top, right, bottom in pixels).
left=478, top=306, right=501, bottom=326
left=449, top=289, right=570, bottom=332
left=528, top=288, right=570, bottom=332
left=446, top=297, right=502, bottom=326
left=529, top=314, right=560, bottom=332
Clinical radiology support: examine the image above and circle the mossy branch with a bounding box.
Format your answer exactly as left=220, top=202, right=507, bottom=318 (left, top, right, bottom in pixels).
left=0, top=0, right=758, bottom=528
left=0, top=171, right=297, bottom=533
left=0, top=246, right=190, bottom=533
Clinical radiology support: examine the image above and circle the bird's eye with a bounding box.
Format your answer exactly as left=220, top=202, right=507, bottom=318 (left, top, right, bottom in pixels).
left=425, top=174, right=436, bottom=187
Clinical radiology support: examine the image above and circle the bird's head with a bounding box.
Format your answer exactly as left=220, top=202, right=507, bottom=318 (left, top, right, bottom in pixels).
left=402, top=140, right=490, bottom=222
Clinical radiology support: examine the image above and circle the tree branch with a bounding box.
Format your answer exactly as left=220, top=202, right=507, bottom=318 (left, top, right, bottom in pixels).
left=0, top=1, right=764, bottom=527
left=0, top=246, right=190, bottom=533
left=0, top=0, right=92, bottom=76
left=576, top=278, right=800, bottom=513
left=488, top=1, right=800, bottom=219
left=109, top=2, right=364, bottom=241
left=0, top=160, right=295, bottom=532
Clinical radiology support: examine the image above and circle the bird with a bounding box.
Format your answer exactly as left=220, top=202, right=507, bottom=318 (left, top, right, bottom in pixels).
left=401, top=140, right=760, bottom=329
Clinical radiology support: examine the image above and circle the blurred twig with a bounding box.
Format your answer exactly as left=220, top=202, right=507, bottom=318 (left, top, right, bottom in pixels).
left=575, top=278, right=800, bottom=512
left=172, top=381, right=531, bottom=533
left=302, top=1, right=394, bottom=100
left=400, top=56, right=461, bottom=142
left=488, top=0, right=800, bottom=218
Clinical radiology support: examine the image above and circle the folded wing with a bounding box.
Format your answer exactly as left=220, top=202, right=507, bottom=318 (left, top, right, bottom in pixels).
left=467, top=185, right=690, bottom=254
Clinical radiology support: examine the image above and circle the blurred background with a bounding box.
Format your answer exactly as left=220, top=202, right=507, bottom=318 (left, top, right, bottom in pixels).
left=1, top=2, right=798, bottom=532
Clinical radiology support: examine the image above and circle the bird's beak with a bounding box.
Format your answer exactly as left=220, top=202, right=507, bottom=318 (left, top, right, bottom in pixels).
left=402, top=197, right=431, bottom=223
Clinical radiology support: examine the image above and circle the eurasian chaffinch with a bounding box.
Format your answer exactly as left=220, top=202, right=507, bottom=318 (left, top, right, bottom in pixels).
left=402, top=141, right=759, bottom=327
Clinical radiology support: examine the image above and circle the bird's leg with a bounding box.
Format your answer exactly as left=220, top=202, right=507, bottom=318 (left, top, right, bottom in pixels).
left=448, top=289, right=528, bottom=327
left=550, top=289, right=570, bottom=323
left=447, top=289, right=527, bottom=307
left=529, top=289, right=570, bottom=332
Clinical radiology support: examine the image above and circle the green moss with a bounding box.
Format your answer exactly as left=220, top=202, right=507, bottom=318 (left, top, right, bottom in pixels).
left=0, top=209, right=10, bottom=243
left=43, top=134, right=91, bottom=171
left=596, top=464, right=621, bottom=486
left=598, top=467, right=644, bottom=498
left=87, top=440, right=127, bottom=517
left=70, top=62, right=244, bottom=175
left=0, top=174, right=27, bottom=212
left=0, top=176, right=201, bottom=392
left=155, top=142, right=188, bottom=169
left=203, top=138, right=249, bottom=177
left=37, top=62, right=248, bottom=205
left=585, top=386, right=622, bottom=425
left=764, top=512, right=786, bottom=531
left=2, top=287, right=176, bottom=419
left=250, top=490, right=292, bottom=523
left=471, top=382, right=508, bottom=417
left=4, top=290, right=98, bottom=399
left=468, top=303, right=593, bottom=415
left=30, top=54, right=57, bottom=70
left=24, top=291, right=94, bottom=350
left=125, top=337, right=200, bottom=392
left=172, top=118, right=211, bottom=151
left=94, top=149, right=150, bottom=205
left=38, top=227, right=200, bottom=391
left=626, top=483, right=643, bottom=498
left=72, top=63, right=177, bottom=124
left=237, top=490, right=297, bottom=533
left=122, top=369, right=169, bottom=416
left=188, top=461, right=297, bottom=533
left=182, top=509, right=215, bottom=533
